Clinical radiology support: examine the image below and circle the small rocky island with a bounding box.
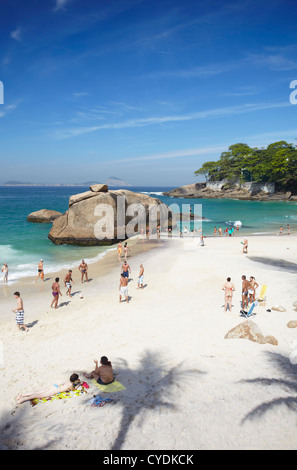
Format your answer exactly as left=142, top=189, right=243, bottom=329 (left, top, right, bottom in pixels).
left=27, top=185, right=176, bottom=246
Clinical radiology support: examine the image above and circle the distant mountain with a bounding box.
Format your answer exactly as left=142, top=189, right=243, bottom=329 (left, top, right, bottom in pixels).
left=105, top=176, right=131, bottom=186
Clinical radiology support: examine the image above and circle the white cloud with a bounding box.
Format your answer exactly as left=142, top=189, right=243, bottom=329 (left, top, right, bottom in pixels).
left=54, top=0, right=72, bottom=12
left=52, top=101, right=291, bottom=139
left=10, top=28, right=22, bottom=41
left=0, top=103, right=18, bottom=118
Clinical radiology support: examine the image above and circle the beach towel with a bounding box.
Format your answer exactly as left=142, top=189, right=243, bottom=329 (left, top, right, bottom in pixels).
left=30, top=386, right=87, bottom=407
left=88, top=394, right=112, bottom=407
left=91, top=378, right=126, bottom=392
left=258, top=285, right=267, bottom=300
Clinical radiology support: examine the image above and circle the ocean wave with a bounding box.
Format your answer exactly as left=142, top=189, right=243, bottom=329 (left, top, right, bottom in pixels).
left=141, top=191, right=164, bottom=196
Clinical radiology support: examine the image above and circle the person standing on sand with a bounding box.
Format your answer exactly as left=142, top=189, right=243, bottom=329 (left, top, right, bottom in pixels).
left=121, top=260, right=131, bottom=279
left=242, top=238, right=248, bottom=254
left=119, top=273, right=129, bottom=303
left=124, top=242, right=130, bottom=260
left=222, top=277, right=235, bottom=312
left=241, top=275, right=250, bottom=311
left=117, top=242, right=122, bottom=261
left=2, top=262, right=8, bottom=283
left=78, top=260, right=88, bottom=283
left=137, top=264, right=144, bottom=289
left=13, top=292, right=29, bottom=332
left=248, top=276, right=259, bottom=303
left=64, top=270, right=74, bottom=297
left=35, top=259, right=44, bottom=282
left=287, top=224, right=290, bottom=235
left=51, top=277, right=62, bottom=309
left=218, top=227, right=222, bottom=236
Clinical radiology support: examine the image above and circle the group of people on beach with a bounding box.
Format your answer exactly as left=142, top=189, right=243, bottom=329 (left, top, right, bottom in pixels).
left=214, top=225, right=240, bottom=237
left=10, top=240, right=145, bottom=331
left=16, top=355, right=114, bottom=405
left=222, top=274, right=259, bottom=313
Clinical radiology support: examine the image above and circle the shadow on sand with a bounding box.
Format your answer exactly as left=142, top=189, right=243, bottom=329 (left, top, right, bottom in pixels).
left=240, top=351, right=297, bottom=424
left=1, top=350, right=205, bottom=450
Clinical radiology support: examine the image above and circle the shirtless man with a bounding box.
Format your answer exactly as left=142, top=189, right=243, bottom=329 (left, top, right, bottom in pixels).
left=222, top=277, right=235, bottom=312
left=84, top=356, right=114, bottom=385
left=13, top=292, right=29, bottom=332
left=119, top=273, right=129, bottom=303
left=241, top=275, right=250, bottom=311
left=16, top=373, right=81, bottom=404
left=51, top=277, right=62, bottom=309
left=35, top=259, right=44, bottom=282
left=1, top=263, right=8, bottom=283
left=78, top=260, right=88, bottom=283
left=64, top=270, right=74, bottom=297
left=137, top=264, right=144, bottom=289
left=121, top=260, right=131, bottom=279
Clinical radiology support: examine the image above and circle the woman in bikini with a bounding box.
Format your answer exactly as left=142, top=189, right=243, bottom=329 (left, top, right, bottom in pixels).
left=51, top=277, right=62, bottom=309
left=222, top=277, right=235, bottom=312
left=16, top=374, right=81, bottom=404
left=249, top=276, right=259, bottom=303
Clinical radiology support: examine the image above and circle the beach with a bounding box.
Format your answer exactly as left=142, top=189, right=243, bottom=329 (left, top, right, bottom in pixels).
left=1, top=233, right=297, bottom=450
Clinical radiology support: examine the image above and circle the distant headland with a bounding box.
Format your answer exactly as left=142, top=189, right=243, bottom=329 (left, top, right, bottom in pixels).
left=164, top=141, right=297, bottom=201
left=0, top=176, right=131, bottom=187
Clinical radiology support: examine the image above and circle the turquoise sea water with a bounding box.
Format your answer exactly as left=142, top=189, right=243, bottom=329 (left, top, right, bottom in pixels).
left=0, top=185, right=296, bottom=284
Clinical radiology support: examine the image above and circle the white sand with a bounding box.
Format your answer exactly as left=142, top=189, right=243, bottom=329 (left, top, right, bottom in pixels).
left=1, top=234, right=297, bottom=450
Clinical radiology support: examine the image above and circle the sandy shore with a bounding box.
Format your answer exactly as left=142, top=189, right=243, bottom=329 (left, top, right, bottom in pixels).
left=1, top=233, right=297, bottom=450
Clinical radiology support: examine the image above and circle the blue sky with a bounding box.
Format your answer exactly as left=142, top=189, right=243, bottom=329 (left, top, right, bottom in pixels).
left=1, top=0, right=297, bottom=186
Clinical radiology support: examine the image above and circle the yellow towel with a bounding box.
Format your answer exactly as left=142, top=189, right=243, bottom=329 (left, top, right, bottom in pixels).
left=91, top=379, right=126, bottom=392
left=258, top=285, right=267, bottom=300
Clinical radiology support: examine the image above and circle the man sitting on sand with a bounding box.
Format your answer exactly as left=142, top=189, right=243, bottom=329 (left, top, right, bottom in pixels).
left=119, top=273, right=129, bottom=303
left=16, top=373, right=82, bottom=404
left=84, top=356, right=114, bottom=385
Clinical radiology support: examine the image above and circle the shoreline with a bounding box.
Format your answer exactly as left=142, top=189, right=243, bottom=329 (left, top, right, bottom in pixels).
left=0, top=236, right=166, bottom=317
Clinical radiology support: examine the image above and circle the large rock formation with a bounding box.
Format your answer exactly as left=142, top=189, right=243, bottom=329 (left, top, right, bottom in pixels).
left=163, top=181, right=292, bottom=201
left=27, top=209, right=63, bottom=223
left=48, top=186, right=175, bottom=246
